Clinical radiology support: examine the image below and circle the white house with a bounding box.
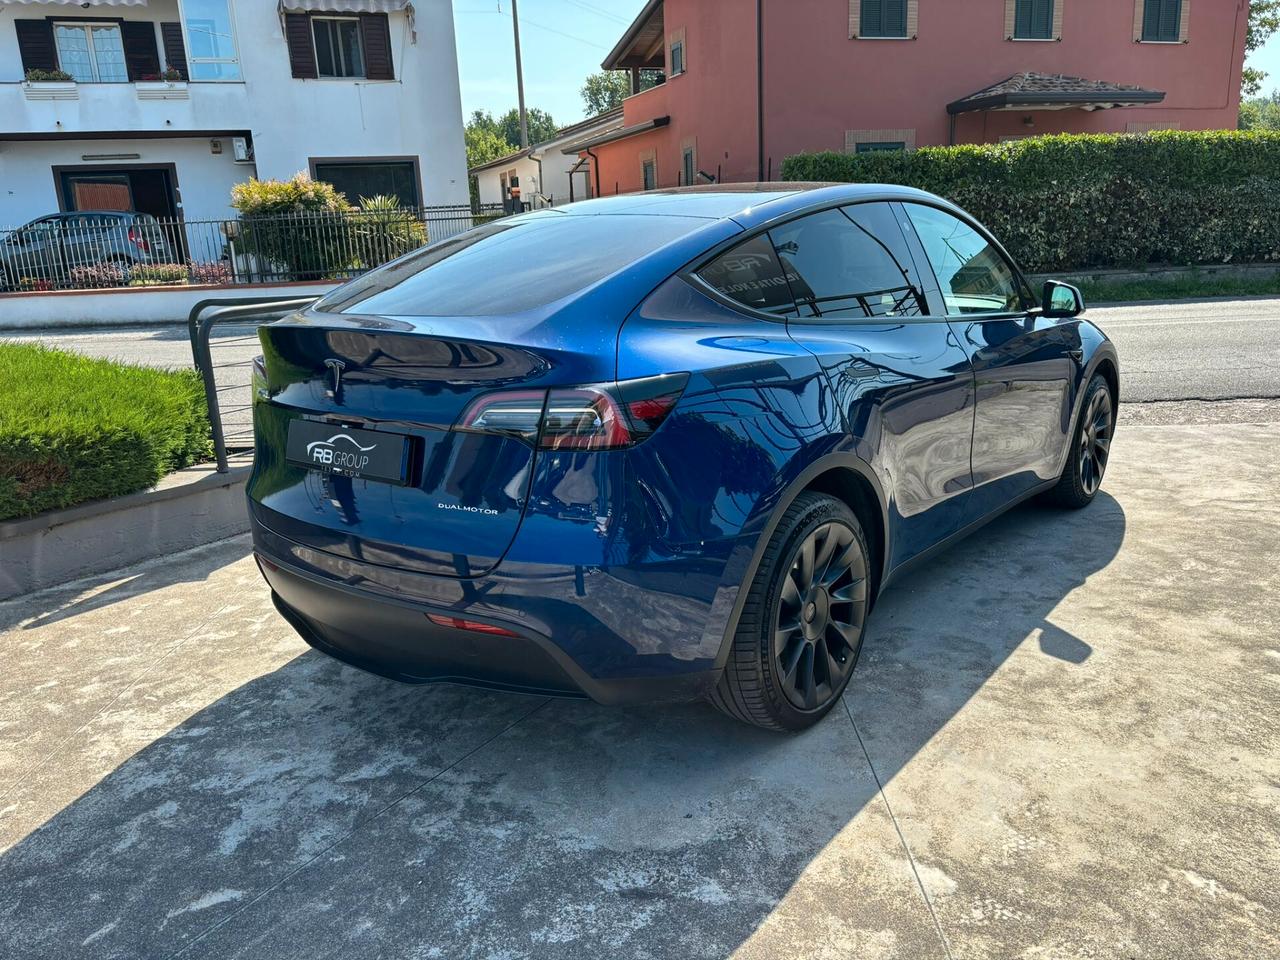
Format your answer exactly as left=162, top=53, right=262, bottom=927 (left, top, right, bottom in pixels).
left=0, top=0, right=469, bottom=226
left=471, top=108, right=623, bottom=209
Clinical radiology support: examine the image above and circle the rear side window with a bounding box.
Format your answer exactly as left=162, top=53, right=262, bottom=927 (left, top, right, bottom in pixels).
left=769, top=204, right=925, bottom=320
left=318, top=213, right=702, bottom=317
left=696, top=233, right=796, bottom=315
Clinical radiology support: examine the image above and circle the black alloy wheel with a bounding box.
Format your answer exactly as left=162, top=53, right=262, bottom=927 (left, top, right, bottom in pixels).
left=774, top=520, right=867, bottom=711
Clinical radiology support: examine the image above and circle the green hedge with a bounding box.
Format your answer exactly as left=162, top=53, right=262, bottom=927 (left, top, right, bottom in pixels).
left=781, top=130, right=1280, bottom=273
left=0, top=343, right=212, bottom=521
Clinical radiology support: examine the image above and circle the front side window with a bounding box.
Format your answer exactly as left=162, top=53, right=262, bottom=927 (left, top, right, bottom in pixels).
left=770, top=205, right=925, bottom=320
left=696, top=233, right=796, bottom=316
left=1013, top=0, right=1055, bottom=39
left=904, top=204, right=1027, bottom=315
left=1141, top=0, right=1182, bottom=41
left=183, top=0, right=242, bottom=80
left=54, top=24, right=128, bottom=83
left=313, top=16, right=365, bottom=78
left=860, top=0, right=908, bottom=38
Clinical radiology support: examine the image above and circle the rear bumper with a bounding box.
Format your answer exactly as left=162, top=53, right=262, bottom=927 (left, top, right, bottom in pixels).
left=256, top=548, right=720, bottom=706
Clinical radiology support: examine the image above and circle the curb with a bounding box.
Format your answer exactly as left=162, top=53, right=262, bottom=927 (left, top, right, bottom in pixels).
left=0, top=463, right=252, bottom=601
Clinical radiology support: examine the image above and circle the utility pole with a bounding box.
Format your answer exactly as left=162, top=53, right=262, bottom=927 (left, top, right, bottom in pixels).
left=511, top=0, right=529, bottom=148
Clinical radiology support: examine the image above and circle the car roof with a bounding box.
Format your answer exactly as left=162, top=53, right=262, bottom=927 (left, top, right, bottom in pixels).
left=551, top=182, right=949, bottom=229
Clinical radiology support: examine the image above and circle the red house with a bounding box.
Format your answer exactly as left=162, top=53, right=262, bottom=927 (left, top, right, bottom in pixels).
left=572, top=0, right=1248, bottom=194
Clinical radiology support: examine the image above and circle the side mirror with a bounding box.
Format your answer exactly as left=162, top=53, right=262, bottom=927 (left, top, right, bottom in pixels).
left=1042, top=280, right=1084, bottom=319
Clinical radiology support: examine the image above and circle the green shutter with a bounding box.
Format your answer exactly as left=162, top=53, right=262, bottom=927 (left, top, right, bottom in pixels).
left=1014, top=0, right=1054, bottom=39
left=1143, top=0, right=1180, bottom=41
left=860, top=0, right=906, bottom=37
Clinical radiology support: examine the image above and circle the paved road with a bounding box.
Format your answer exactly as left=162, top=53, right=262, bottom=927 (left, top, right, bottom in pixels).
left=6, top=296, right=1280, bottom=405
left=1092, top=296, right=1280, bottom=401
left=2, top=423, right=1277, bottom=958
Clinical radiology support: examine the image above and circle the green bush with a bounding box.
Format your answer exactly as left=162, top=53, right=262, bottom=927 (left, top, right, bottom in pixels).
left=351, top=194, right=428, bottom=267
left=231, top=173, right=358, bottom=280
left=129, top=262, right=190, bottom=285
left=781, top=130, right=1280, bottom=272
left=24, top=68, right=74, bottom=82
left=0, top=343, right=212, bottom=521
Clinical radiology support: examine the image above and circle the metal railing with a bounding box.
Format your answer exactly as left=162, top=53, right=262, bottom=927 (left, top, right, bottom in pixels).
left=0, top=204, right=508, bottom=292
left=189, top=296, right=320, bottom=472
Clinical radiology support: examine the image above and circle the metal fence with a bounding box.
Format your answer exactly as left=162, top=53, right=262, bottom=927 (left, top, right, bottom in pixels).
left=0, top=204, right=508, bottom=293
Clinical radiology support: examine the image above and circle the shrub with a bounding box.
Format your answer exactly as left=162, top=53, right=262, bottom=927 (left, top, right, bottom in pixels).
left=24, top=68, right=74, bottom=82
left=0, top=343, right=212, bottom=521
left=351, top=194, right=428, bottom=267
left=69, top=262, right=130, bottom=289
left=231, top=173, right=358, bottom=280
left=188, top=259, right=233, bottom=285
left=781, top=130, right=1280, bottom=273
left=129, top=262, right=190, bottom=285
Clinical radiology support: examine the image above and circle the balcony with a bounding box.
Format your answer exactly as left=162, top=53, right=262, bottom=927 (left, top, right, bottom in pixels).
left=1, top=80, right=249, bottom=139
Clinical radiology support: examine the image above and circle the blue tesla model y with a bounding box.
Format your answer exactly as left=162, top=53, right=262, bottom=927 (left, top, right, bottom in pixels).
left=248, top=184, right=1118, bottom=731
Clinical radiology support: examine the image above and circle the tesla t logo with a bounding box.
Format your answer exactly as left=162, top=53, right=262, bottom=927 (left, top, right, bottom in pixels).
left=307, top=433, right=375, bottom=470
left=324, top=358, right=346, bottom=398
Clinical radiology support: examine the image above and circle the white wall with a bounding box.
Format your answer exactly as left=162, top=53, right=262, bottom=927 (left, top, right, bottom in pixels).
left=0, top=137, right=249, bottom=225
left=475, top=156, right=540, bottom=207
left=0, top=0, right=470, bottom=221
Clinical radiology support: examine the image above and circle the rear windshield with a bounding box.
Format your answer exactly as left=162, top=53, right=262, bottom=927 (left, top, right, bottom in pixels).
left=317, top=213, right=702, bottom=317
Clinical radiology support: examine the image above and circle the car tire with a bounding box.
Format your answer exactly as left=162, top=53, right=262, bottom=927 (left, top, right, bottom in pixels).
left=710, top=492, right=871, bottom=732
left=1047, top=373, right=1114, bottom=509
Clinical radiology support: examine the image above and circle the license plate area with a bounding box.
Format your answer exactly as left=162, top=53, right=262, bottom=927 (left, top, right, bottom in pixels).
left=285, top=420, right=410, bottom=486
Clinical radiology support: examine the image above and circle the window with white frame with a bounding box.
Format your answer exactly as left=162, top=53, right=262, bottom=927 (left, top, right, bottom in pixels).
left=182, top=0, right=242, bottom=80
left=54, top=23, right=128, bottom=83
left=313, top=16, right=365, bottom=78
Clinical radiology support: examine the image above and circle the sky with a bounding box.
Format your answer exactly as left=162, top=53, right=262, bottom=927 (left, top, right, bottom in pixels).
left=454, top=2, right=1280, bottom=131
left=453, top=0, right=648, bottom=126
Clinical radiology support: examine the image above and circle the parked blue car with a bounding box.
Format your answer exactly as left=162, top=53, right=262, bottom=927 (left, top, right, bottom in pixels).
left=248, top=184, right=1118, bottom=731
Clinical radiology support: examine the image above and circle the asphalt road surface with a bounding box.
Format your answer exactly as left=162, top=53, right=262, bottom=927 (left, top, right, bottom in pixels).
left=6, top=295, right=1280, bottom=405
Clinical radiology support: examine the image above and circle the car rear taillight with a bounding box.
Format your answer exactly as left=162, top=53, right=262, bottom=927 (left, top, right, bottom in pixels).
left=426, top=613, right=521, bottom=638
left=127, top=226, right=150, bottom=252
left=457, top=373, right=688, bottom=451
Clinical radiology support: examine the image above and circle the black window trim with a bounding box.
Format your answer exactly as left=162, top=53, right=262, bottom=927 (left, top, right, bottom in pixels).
left=680, top=195, right=1037, bottom=325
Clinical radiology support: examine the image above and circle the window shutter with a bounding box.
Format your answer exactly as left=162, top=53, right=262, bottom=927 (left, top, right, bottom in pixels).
left=160, top=22, right=188, bottom=79
left=860, top=0, right=882, bottom=37
left=1160, top=0, right=1181, bottom=39
left=15, top=19, right=58, bottom=74
left=121, top=21, right=161, bottom=81
left=285, top=13, right=318, bottom=79
left=359, top=13, right=394, bottom=80
left=1143, top=0, right=1179, bottom=40
left=885, top=0, right=906, bottom=36
left=1016, top=0, right=1054, bottom=38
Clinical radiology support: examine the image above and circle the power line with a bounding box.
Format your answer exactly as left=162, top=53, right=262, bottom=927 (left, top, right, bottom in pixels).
left=457, top=7, right=609, bottom=50
left=559, top=0, right=632, bottom=25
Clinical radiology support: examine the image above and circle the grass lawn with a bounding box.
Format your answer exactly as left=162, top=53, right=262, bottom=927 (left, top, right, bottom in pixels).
left=1076, top=271, right=1280, bottom=305
left=0, top=342, right=212, bottom=522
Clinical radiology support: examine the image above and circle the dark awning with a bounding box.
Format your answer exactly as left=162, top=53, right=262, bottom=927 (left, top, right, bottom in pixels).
left=947, top=72, right=1165, bottom=114
left=602, top=0, right=665, bottom=71
left=562, top=116, right=670, bottom=154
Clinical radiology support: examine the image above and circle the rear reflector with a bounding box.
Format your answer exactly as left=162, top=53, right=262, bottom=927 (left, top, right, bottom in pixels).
left=457, top=373, right=689, bottom=451
left=426, top=613, right=521, bottom=638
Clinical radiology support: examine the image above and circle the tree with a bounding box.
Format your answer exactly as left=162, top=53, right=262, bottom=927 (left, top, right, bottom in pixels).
left=497, top=107, right=558, bottom=147
left=1239, top=89, right=1280, bottom=130
left=580, top=70, right=663, bottom=115
left=1244, top=0, right=1280, bottom=97
left=464, top=113, right=516, bottom=208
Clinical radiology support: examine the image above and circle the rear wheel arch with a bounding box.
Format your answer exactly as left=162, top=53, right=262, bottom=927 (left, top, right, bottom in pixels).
left=714, top=452, right=889, bottom=672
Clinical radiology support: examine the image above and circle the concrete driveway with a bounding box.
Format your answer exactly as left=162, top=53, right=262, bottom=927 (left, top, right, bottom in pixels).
left=2, top=420, right=1277, bottom=960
